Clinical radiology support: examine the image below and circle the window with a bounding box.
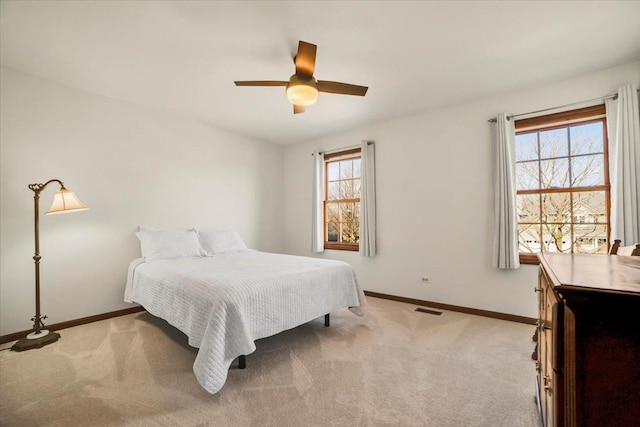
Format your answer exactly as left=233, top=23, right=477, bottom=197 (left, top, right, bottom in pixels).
left=515, top=105, right=610, bottom=264
left=324, top=148, right=361, bottom=251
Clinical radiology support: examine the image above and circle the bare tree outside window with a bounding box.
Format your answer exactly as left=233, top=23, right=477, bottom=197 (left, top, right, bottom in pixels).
left=324, top=149, right=361, bottom=250
left=515, top=106, right=610, bottom=262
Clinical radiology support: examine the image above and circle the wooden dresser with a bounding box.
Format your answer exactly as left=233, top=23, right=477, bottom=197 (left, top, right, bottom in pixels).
left=536, top=253, right=640, bottom=427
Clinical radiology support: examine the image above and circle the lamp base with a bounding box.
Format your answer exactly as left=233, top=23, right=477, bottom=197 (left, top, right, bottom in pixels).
left=11, top=330, right=60, bottom=352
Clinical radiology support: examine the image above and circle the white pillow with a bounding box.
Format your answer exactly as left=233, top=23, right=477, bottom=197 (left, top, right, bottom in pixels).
left=135, top=229, right=204, bottom=261
left=197, top=229, right=249, bottom=255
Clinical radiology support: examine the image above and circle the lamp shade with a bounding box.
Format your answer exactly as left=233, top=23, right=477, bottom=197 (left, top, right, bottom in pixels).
left=286, top=75, right=319, bottom=106
left=46, top=188, right=88, bottom=215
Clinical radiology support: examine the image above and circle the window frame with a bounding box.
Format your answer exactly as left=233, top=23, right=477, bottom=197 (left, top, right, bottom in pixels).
left=324, top=148, right=362, bottom=251
left=514, top=105, right=610, bottom=265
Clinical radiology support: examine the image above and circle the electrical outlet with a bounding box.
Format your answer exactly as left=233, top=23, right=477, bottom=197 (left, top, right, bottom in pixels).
left=421, top=277, right=430, bottom=283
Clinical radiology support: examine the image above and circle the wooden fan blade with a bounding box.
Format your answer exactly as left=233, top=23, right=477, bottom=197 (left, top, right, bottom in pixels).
left=293, top=104, right=306, bottom=114
left=295, top=41, right=317, bottom=79
left=234, top=81, right=288, bottom=87
left=317, top=80, right=368, bottom=96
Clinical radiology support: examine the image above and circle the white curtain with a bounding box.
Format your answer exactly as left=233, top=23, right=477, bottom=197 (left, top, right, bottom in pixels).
left=311, top=151, right=325, bottom=253
left=492, top=113, right=520, bottom=269
left=359, top=140, right=376, bottom=257
left=605, top=84, right=640, bottom=245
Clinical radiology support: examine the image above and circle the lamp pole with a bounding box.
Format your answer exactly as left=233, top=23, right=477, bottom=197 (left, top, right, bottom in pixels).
left=29, top=180, right=64, bottom=335
left=12, top=179, right=86, bottom=352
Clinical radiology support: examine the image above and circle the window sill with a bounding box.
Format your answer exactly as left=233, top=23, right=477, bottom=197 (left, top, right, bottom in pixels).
left=324, top=243, right=359, bottom=252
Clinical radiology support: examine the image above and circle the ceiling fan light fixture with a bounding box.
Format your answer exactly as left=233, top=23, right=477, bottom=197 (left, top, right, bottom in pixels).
left=286, top=75, right=318, bottom=106
left=234, top=41, right=368, bottom=114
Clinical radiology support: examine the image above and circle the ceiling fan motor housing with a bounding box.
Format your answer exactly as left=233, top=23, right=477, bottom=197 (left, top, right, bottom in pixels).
left=286, top=74, right=318, bottom=106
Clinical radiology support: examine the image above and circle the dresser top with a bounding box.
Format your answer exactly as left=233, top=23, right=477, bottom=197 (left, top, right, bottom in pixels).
left=538, top=253, right=640, bottom=295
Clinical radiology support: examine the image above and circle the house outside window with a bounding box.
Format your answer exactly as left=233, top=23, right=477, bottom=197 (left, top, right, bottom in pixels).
left=514, top=105, right=610, bottom=264
left=324, top=148, right=361, bottom=251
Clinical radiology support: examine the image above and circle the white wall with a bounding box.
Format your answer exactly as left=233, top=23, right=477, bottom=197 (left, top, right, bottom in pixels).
left=2, top=61, right=637, bottom=335
left=0, top=67, right=284, bottom=335
left=283, top=61, right=640, bottom=319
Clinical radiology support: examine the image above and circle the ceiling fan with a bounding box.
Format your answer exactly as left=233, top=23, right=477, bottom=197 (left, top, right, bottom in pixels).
left=234, top=41, right=368, bottom=114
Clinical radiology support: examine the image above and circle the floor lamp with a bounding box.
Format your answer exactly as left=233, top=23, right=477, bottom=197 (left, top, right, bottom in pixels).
left=11, top=179, right=88, bottom=352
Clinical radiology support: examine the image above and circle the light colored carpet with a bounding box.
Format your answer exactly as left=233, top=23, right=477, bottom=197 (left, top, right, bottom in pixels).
left=0, top=297, right=538, bottom=426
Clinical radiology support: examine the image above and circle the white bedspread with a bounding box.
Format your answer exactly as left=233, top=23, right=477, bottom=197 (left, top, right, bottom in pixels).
left=124, top=251, right=364, bottom=394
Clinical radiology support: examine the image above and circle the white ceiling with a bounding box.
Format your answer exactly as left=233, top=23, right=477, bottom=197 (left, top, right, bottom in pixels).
left=1, top=1, right=639, bottom=145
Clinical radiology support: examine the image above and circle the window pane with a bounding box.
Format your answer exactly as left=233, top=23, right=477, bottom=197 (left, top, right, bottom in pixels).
left=340, top=180, right=354, bottom=199
left=353, top=178, right=361, bottom=199
left=574, top=224, right=607, bottom=254
left=353, top=202, right=360, bottom=243
left=516, top=161, right=539, bottom=190
left=541, top=193, right=570, bottom=224
left=571, top=154, right=604, bottom=187
left=515, top=133, right=538, bottom=162
left=338, top=202, right=360, bottom=244
left=518, top=224, right=540, bottom=253
left=353, top=158, right=361, bottom=178
left=340, top=225, right=359, bottom=244
left=328, top=162, right=339, bottom=181
left=539, top=128, right=568, bottom=159
left=573, top=191, right=606, bottom=224
left=570, top=122, right=603, bottom=156
left=540, top=158, right=569, bottom=188
left=328, top=182, right=340, bottom=200
left=327, top=222, right=339, bottom=242
left=340, top=202, right=356, bottom=221
left=326, top=203, right=339, bottom=225
left=541, top=224, right=571, bottom=253
left=517, top=194, right=540, bottom=223
left=340, top=160, right=353, bottom=179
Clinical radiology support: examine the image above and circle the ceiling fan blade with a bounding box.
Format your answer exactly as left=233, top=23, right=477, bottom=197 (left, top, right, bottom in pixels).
left=295, top=41, right=317, bottom=79
left=293, top=104, right=306, bottom=114
left=234, top=81, right=288, bottom=87
left=318, top=80, right=368, bottom=96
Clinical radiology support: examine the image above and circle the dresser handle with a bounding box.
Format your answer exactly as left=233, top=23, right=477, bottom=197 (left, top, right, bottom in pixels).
left=543, top=375, right=552, bottom=393
left=534, top=287, right=542, bottom=293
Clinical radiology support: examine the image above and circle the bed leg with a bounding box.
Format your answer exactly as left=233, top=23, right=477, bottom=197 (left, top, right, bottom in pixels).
left=324, top=313, right=330, bottom=327
left=239, top=355, right=246, bottom=369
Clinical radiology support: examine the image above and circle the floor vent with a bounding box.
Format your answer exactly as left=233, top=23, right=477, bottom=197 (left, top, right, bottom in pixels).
left=415, top=307, right=442, bottom=316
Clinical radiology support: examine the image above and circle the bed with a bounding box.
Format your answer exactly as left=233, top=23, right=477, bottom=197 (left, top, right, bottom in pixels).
left=124, top=246, right=365, bottom=394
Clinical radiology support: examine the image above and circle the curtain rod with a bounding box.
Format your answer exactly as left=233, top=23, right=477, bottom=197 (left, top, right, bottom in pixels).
left=311, top=141, right=374, bottom=156
left=487, top=89, right=640, bottom=123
